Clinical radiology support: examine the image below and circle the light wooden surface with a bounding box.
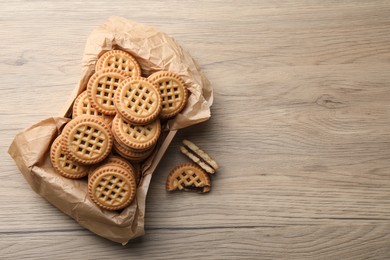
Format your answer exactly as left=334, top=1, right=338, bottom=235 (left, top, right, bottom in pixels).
left=1, top=0, right=390, bottom=259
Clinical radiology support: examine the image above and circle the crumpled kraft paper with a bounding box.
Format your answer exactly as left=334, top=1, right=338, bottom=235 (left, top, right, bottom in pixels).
left=8, top=16, right=213, bottom=244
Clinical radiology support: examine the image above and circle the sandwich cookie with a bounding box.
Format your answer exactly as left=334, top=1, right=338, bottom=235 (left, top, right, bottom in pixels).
left=166, top=163, right=211, bottom=193
left=88, top=164, right=136, bottom=211
left=148, top=71, right=188, bottom=119
left=61, top=115, right=113, bottom=165
left=112, top=138, right=155, bottom=162
left=72, top=91, right=114, bottom=125
left=180, top=139, right=219, bottom=174
left=104, top=155, right=136, bottom=180
left=111, top=114, right=161, bottom=151
left=96, top=50, right=141, bottom=78
left=114, top=77, right=162, bottom=125
left=87, top=68, right=128, bottom=115
left=50, top=135, right=89, bottom=179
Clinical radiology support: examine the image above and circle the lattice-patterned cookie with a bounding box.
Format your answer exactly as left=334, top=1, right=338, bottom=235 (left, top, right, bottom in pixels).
left=104, top=155, right=136, bottom=180
left=111, top=114, right=161, bottom=150
left=148, top=71, right=188, bottom=118
left=112, top=138, right=155, bottom=162
left=88, top=164, right=136, bottom=211
left=87, top=68, right=128, bottom=115
left=96, top=50, right=141, bottom=78
left=114, top=76, right=162, bottom=125
left=72, top=91, right=114, bottom=125
left=61, top=115, right=113, bottom=165
left=166, top=163, right=211, bottom=193
left=50, top=135, right=89, bottom=179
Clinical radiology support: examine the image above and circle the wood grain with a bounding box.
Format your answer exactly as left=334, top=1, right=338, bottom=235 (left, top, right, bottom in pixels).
left=2, top=0, right=390, bottom=258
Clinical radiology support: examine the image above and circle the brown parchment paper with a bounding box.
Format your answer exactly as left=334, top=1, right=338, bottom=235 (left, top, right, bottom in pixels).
left=8, top=16, right=212, bottom=244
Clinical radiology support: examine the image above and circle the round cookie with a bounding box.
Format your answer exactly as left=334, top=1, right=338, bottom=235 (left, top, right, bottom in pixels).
left=104, top=155, right=136, bottom=180
left=96, top=50, right=141, bottom=78
left=50, top=135, right=89, bottom=179
left=114, top=76, right=162, bottom=125
left=111, top=114, right=161, bottom=150
left=72, top=91, right=114, bottom=125
left=61, top=115, right=113, bottom=165
left=87, top=68, right=128, bottom=115
left=112, top=138, right=155, bottom=162
left=88, top=164, right=137, bottom=211
left=148, top=71, right=188, bottom=119
left=166, top=163, right=211, bottom=193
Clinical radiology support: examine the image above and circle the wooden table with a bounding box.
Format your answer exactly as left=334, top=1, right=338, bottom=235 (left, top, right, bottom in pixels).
left=1, top=1, right=390, bottom=258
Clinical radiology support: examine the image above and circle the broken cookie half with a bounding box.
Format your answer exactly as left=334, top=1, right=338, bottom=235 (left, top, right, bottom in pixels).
left=180, top=139, right=219, bottom=174
left=166, top=163, right=211, bottom=193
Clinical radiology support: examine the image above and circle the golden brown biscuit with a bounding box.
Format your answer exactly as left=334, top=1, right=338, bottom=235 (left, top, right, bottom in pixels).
left=50, top=135, right=89, bottom=179
left=148, top=71, right=188, bottom=119
left=166, top=163, right=211, bottom=193
left=87, top=68, right=128, bottom=115
left=110, top=121, right=152, bottom=152
left=180, top=139, right=219, bottom=174
left=112, top=138, right=155, bottom=162
left=61, top=115, right=113, bottom=165
left=88, top=164, right=136, bottom=211
left=96, top=50, right=141, bottom=78
left=111, top=114, right=161, bottom=150
left=104, top=155, right=136, bottom=180
left=72, top=91, right=114, bottom=125
left=114, top=76, right=162, bottom=125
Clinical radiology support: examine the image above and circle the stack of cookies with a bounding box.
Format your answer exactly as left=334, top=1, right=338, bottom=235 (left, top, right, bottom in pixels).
left=50, top=49, right=189, bottom=211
